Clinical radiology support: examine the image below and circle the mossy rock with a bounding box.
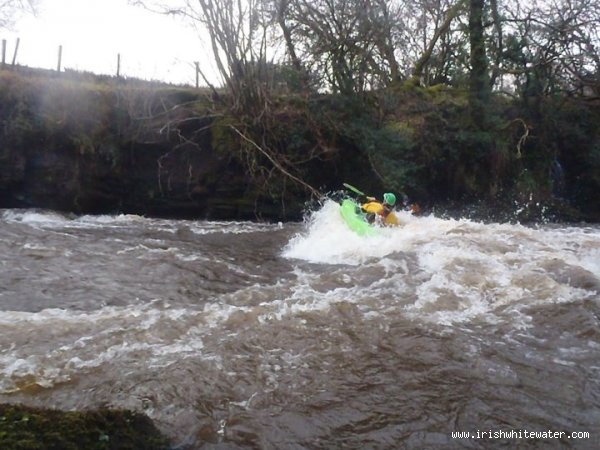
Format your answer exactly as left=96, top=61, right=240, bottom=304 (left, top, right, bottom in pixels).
left=0, top=404, right=169, bottom=450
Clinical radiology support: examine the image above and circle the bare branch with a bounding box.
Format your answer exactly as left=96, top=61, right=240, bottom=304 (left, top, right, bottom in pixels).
left=229, top=124, right=322, bottom=197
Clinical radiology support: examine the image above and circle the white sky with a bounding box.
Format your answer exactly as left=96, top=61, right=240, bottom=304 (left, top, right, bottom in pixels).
left=2, top=0, right=217, bottom=85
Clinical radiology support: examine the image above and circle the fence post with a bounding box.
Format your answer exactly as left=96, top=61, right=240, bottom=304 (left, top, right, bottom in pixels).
left=195, top=61, right=200, bottom=88
left=11, top=38, right=20, bottom=65
left=117, top=53, right=121, bottom=77
left=57, top=45, right=62, bottom=71
left=1, top=39, right=6, bottom=67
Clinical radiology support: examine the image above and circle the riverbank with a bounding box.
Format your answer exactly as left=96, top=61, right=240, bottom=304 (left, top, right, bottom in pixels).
left=1, top=66, right=598, bottom=222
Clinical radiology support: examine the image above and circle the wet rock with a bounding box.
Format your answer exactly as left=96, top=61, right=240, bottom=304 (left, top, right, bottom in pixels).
left=0, top=403, right=169, bottom=449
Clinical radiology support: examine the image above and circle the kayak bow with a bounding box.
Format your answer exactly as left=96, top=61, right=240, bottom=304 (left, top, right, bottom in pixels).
left=340, top=199, right=379, bottom=236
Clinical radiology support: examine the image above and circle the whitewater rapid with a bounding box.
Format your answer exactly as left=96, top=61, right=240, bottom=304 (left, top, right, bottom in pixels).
left=284, top=200, right=599, bottom=325
left=0, top=204, right=598, bottom=448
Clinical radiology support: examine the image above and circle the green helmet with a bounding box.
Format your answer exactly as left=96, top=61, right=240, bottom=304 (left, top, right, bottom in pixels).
left=383, top=192, right=396, bottom=206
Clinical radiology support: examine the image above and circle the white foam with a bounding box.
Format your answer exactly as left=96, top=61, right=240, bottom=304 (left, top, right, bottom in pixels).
left=283, top=200, right=424, bottom=264
left=1, top=209, right=281, bottom=235
left=1, top=204, right=599, bottom=392
left=1, top=209, right=71, bottom=226
left=282, top=200, right=600, bottom=326
left=0, top=303, right=217, bottom=392
left=187, top=220, right=281, bottom=235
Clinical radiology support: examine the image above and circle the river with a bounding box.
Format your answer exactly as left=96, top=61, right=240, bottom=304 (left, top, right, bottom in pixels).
left=1, top=201, right=599, bottom=449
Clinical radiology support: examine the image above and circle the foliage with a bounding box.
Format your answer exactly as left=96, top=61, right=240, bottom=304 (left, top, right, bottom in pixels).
left=537, top=98, right=600, bottom=214
left=334, top=107, right=421, bottom=195
left=131, top=0, right=599, bottom=220
left=2, top=66, right=599, bottom=221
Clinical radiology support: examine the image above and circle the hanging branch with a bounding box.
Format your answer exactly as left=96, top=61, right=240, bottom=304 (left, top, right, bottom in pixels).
left=229, top=124, right=322, bottom=198
left=513, top=118, right=530, bottom=159
left=503, top=118, right=531, bottom=159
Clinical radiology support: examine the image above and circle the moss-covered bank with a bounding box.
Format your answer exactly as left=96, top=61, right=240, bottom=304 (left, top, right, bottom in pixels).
left=0, top=67, right=262, bottom=220
left=1, top=67, right=599, bottom=222
left=0, top=403, right=169, bottom=449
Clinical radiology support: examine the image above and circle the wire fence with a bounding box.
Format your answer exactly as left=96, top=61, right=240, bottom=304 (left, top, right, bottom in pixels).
left=1, top=37, right=204, bottom=87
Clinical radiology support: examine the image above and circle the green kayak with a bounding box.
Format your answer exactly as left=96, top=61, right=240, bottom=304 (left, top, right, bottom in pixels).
left=340, top=199, right=379, bottom=236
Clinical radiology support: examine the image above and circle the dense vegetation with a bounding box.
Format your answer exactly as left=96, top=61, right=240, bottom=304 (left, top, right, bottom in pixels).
left=1, top=0, right=599, bottom=221
left=134, top=0, right=600, bottom=221
left=0, top=66, right=598, bottom=221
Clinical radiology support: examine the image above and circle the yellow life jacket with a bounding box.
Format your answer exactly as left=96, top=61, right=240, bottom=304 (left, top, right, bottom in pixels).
left=362, top=201, right=384, bottom=215
left=361, top=201, right=401, bottom=227
left=384, top=211, right=400, bottom=226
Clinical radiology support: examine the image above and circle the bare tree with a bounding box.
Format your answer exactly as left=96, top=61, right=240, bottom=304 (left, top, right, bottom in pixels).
left=0, top=0, right=37, bottom=29
left=273, top=0, right=406, bottom=93
left=271, top=0, right=307, bottom=87
left=497, top=0, right=600, bottom=97
left=410, top=0, right=468, bottom=85
left=133, top=0, right=325, bottom=198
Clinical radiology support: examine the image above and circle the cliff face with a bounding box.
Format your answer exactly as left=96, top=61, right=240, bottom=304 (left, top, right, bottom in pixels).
left=0, top=69, right=306, bottom=220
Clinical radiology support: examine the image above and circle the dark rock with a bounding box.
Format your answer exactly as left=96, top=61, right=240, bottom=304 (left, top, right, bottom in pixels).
left=0, top=403, right=170, bottom=450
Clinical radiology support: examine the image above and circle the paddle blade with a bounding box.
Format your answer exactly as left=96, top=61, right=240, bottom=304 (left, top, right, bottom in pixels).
left=342, top=183, right=365, bottom=196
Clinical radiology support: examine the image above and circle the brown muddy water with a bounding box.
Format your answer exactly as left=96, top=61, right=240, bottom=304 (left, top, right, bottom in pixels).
left=0, top=201, right=599, bottom=449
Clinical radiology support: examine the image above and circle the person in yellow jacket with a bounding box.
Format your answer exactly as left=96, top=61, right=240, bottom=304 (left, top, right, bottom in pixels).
left=361, top=192, right=401, bottom=226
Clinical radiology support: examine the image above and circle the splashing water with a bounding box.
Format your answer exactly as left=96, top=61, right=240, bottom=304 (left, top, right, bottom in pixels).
left=0, top=205, right=599, bottom=448
left=285, top=200, right=599, bottom=325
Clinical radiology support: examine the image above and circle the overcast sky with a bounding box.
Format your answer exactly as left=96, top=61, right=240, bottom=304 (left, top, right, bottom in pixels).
left=3, top=0, right=216, bottom=85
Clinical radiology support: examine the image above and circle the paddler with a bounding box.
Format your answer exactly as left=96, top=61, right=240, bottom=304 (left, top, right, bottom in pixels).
left=361, top=192, right=401, bottom=226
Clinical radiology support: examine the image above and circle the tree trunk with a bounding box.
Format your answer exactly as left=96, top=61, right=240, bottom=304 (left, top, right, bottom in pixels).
left=468, top=0, right=490, bottom=129
left=411, top=0, right=467, bottom=85
left=276, top=0, right=309, bottom=89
